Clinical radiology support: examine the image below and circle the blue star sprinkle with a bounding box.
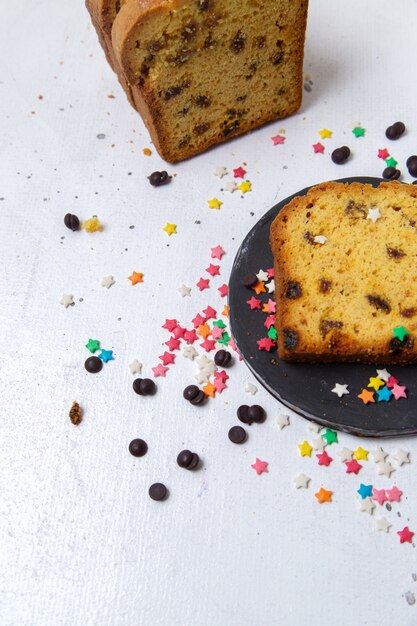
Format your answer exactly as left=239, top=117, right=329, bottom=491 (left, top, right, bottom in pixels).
left=357, top=483, right=373, bottom=499
left=98, top=349, right=114, bottom=363
left=377, top=386, right=392, bottom=402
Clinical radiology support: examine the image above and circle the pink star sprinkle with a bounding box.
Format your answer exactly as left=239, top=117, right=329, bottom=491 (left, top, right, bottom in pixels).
left=251, top=458, right=269, bottom=475
left=213, top=378, right=227, bottom=393
left=378, top=148, right=390, bottom=160
left=162, top=319, right=177, bottom=332
left=345, top=459, right=362, bottom=474
left=192, top=313, right=205, bottom=328
left=218, top=284, right=228, bottom=297
left=196, top=277, right=210, bottom=291
left=387, top=375, right=399, bottom=389
left=159, top=351, right=175, bottom=366
left=152, top=364, right=168, bottom=378
left=214, top=370, right=229, bottom=382
left=200, top=338, right=216, bottom=352
left=184, top=329, right=197, bottom=344
left=206, top=263, right=220, bottom=276
left=211, top=325, right=224, bottom=340
left=267, top=267, right=274, bottom=279
left=264, top=315, right=275, bottom=330
left=165, top=336, right=180, bottom=351
left=257, top=337, right=276, bottom=352
left=271, top=133, right=285, bottom=145
left=371, top=487, right=387, bottom=505
left=391, top=384, right=407, bottom=400
left=233, top=166, right=246, bottom=178
left=210, top=245, right=225, bottom=260
left=386, top=486, right=403, bottom=502
left=316, top=451, right=333, bottom=466
left=247, top=296, right=262, bottom=310
left=397, top=526, right=414, bottom=544
left=172, top=325, right=186, bottom=339
left=265, top=299, right=276, bottom=313
left=313, top=142, right=325, bottom=154
left=203, top=305, right=216, bottom=320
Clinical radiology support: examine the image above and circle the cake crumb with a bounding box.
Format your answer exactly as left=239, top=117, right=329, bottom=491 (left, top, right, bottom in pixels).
left=69, top=401, right=83, bottom=426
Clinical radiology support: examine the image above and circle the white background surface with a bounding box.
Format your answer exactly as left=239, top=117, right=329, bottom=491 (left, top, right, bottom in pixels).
left=1, top=1, right=417, bottom=624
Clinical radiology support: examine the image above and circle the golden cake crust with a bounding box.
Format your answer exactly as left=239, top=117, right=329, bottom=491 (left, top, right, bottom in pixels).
left=270, top=181, right=417, bottom=364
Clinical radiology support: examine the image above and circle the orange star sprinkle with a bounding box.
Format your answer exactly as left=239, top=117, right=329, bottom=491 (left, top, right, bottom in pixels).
left=357, top=389, right=375, bottom=404
left=203, top=382, right=216, bottom=397
left=128, top=271, right=143, bottom=285
left=222, top=305, right=229, bottom=318
left=252, top=281, right=266, bottom=295
left=197, top=324, right=211, bottom=339
left=315, top=487, right=332, bottom=504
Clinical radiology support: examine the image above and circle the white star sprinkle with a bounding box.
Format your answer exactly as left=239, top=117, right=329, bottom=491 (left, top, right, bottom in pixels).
left=370, top=447, right=388, bottom=463
left=314, top=235, right=328, bottom=244
left=196, top=355, right=216, bottom=373
left=357, top=496, right=375, bottom=515
left=129, top=359, right=142, bottom=375
left=376, top=461, right=395, bottom=477
left=265, top=279, right=275, bottom=293
left=374, top=516, right=391, bottom=533
left=338, top=447, right=353, bottom=461
left=376, top=368, right=391, bottom=382
left=308, top=422, right=322, bottom=434
left=214, top=166, right=228, bottom=178
left=183, top=346, right=198, bottom=360
left=392, top=449, right=410, bottom=466
left=60, top=293, right=74, bottom=308
left=101, top=275, right=115, bottom=289
left=224, top=181, right=237, bottom=193
left=367, top=207, right=381, bottom=224
left=245, top=383, right=258, bottom=395
left=331, top=383, right=349, bottom=398
left=277, top=414, right=290, bottom=430
left=256, top=269, right=269, bottom=282
left=294, top=473, right=310, bottom=489
left=177, top=284, right=191, bottom=297
left=194, top=370, right=212, bottom=385
left=312, top=437, right=326, bottom=452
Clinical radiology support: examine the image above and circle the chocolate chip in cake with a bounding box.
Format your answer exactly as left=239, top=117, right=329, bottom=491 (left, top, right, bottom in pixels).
left=148, top=171, right=171, bottom=187
left=401, top=307, right=417, bottom=318
left=304, top=231, right=315, bottom=244
left=283, top=329, right=299, bottom=351
left=331, top=146, right=351, bottom=164
left=178, top=135, right=191, bottom=149
left=385, top=122, right=406, bottom=140
left=177, top=450, right=200, bottom=470
left=228, top=426, right=247, bottom=444
left=285, top=280, right=302, bottom=299
left=254, top=36, right=266, bottom=49
left=64, top=213, right=80, bottom=231
left=242, top=273, right=258, bottom=288
left=84, top=356, right=103, bottom=374
left=320, top=320, right=343, bottom=338
left=197, top=0, right=210, bottom=9
left=214, top=350, right=232, bottom=367
left=166, top=48, right=193, bottom=66
left=271, top=41, right=284, bottom=65
left=194, top=95, right=211, bottom=107
left=406, top=156, right=417, bottom=177
left=388, top=335, right=414, bottom=352
left=386, top=246, right=406, bottom=259
left=163, top=85, right=183, bottom=101
left=231, top=30, right=245, bottom=53
left=133, top=378, right=156, bottom=396
left=366, top=294, right=392, bottom=313
left=222, top=120, right=240, bottom=136
left=382, top=166, right=401, bottom=180
left=148, top=483, right=168, bottom=501
left=194, top=123, right=210, bottom=136
left=319, top=278, right=332, bottom=293
left=129, top=438, right=148, bottom=457
left=344, top=200, right=367, bottom=218
left=181, top=21, right=198, bottom=41
left=203, top=32, right=216, bottom=49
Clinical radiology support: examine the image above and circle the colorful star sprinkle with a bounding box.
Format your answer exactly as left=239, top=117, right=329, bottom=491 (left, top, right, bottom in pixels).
left=207, top=198, right=223, bottom=210
left=367, top=207, right=382, bottom=223
left=357, top=389, right=375, bottom=404
left=257, top=337, right=276, bottom=352
left=318, top=128, right=333, bottom=139
left=331, top=383, right=349, bottom=397
left=152, top=364, right=168, bottom=378
left=218, top=284, right=228, bottom=298
left=238, top=181, right=252, bottom=194
left=386, top=486, right=402, bottom=502
left=312, top=142, right=325, bottom=154
left=371, top=487, right=387, bottom=505
left=86, top=338, right=100, bottom=353
left=233, top=166, right=246, bottom=178
left=377, top=386, right=392, bottom=402
left=393, top=326, right=409, bottom=341
left=391, top=384, right=407, bottom=400
left=397, top=527, right=414, bottom=544
left=205, top=263, right=220, bottom=276
left=211, top=245, right=225, bottom=259
left=162, top=222, right=177, bottom=236
left=271, top=133, right=286, bottom=145
left=368, top=376, right=384, bottom=391
left=353, top=447, right=369, bottom=461
left=159, top=351, right=175, bottom=366
left=385, top=157, right=398, bottom=168
left=298, top=441, right=313, bottom=457
left=377, top=148, right=390, bottom=160
left=352, top=126, right=365, bottom=138
left=196, top=277, right=210, bottom=291
left=322, top=428, right=338, bottom=445
left=316, top=451, right=333, bottom=467
left=315, top=487, right=332, bottom=503
left=251, top=458, right=269, bottom=475
left=357, top=484, right=373, bottom=499
left=98, top=349, right=114, bottom=363
left=128, top=271, right=143, bottom=285
left=345, top=459, right=362, bottom=474
left=246, top=296, right=262, bottom=310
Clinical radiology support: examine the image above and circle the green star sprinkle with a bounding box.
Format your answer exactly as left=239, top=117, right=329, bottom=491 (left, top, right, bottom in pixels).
left=85, top=338, right=100, bottom=353
left=217, top=331, right=231, bottom=346
left=385, top=157, right=398, bottom=168
left=213, top=319, right=226, bottom=329
left=393, top=326, right=409, bottom=342
left=267, top=327, right=278, bottom=341
left=322, top=428, right=338, bottom=445
left=352, top=126, right=365, bottom=138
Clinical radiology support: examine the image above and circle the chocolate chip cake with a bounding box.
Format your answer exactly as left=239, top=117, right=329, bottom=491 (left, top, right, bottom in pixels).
left=111, top=0, right=308, bottom=162
left=270, top=181, right=417, bottom=364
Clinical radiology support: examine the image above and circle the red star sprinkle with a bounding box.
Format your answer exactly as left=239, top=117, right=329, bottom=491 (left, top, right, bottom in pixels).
left=397, top=526, right=414, bottom=544
left=192, top=313, right=205, bottom=328
left=386, top=486, right=403, bottom=502
left=251, top=458, right=269, bottom=475
left=316, top=450, right=333, bottom=466
left=206, top=263, right=220, bottom=276
left=210, top=245, right=225, bottom=259
left=371, top=487, right=387, bottom=505
left=377, top=148, right=390, bottom=160
left=159, top=351, right=175, bottom=366
left=200, top=338, right=216, bottom=352
left=203, top=305, right=216, bottom=320
left=184, top=329, right=197, bottom=344
left=345, top=459, right=362, bottom=474
left=165, top=336, right=180, bottom=351
left=313, top=142, right=325, bottom=154
left=218, top=283, right=228, bottom=297
left=267, top=267, right=274, bottom=279
left=247, top=296, right=262, bottom=310
left=172, top=325, right=186, bottom=339
left=264, top=315, right=275, bottom=330
left=196, top=277, right=210, bottom=291
left=387, top=375, right=399, bottom=389
left=162, top=319, right=177, bottom=332
left=152, top=364, right=168, bottom=378
left=257, top=337, right=276, bottom=351
left=214, top=370, right=229, bottom=382
left=213, top=378, right=227, bottom=393
left=391, top=384, right=407, bottom=400
left=233, top=166, right=246, bottom=178
left=271, top=133, right=285, bottom=145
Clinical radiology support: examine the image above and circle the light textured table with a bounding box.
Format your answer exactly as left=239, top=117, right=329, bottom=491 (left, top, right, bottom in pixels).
left=1, top=1, right=417, bottom=625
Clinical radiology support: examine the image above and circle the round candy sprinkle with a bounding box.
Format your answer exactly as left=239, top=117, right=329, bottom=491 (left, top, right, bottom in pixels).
left=84, top=356, right=103, bottom=373
left=228, top=425, right=247, bottom=444
left=177, top=449, right=200, bottom=470
left=148, top=483, right=168, bottom=501
left=214, top=350, right=232, bottom=367
left=129, top=438, right=148, bottom=457
left=148, top=171, right=171, bottom=187
left=331, top=146, right=350, bottom=164
left=133, top=378, right=156, bottom=396
left=382, top=166, right=401, bottom=180
left=385, top=122, right=405, bottom=140
left=242, top=273, right=258, bottom=288
left=64, top=213, right=80, bottom=231
left=406, top=156, right=417, bottom=177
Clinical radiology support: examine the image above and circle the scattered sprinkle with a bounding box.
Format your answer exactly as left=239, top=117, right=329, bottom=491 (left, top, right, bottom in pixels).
left=315, top=487, right=332, bottom=503
left=101, top=275, right=115, bottom=289
left=82, top=216, right=103, bottom=232
left=318, top=128, right=333, bottom=139
left=60, top=293, right=74, bottom=308
left=128, top=271, right=143, bottom=285
left=207, top=198, right=223, bottom=210
left=163, top=223, right=177, bottom=236
left=251, top=458, right=269, bottom=475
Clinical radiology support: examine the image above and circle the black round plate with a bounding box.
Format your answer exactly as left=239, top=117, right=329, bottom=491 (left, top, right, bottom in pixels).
left=229, top=177, right=417, bottom=437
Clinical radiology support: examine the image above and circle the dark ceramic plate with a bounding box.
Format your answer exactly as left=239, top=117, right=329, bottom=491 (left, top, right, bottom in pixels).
left=229, top=177, right=417, bottom=437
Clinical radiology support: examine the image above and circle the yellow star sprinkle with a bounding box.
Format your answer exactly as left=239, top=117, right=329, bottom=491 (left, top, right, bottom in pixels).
left=238, top=180, right=252, bottom=194
left=207, top=197, right=223, bottom=210
left=318, top=128, right=333, bottom=139
left=368, top=376, right=384, bottom=391
left=298, top=441, right=313, bottom=457
left=163, top=223, right=177, bottom=236
left=353, top=446, right=369, bottom=461
left=82, top=216, right=103, bottom=232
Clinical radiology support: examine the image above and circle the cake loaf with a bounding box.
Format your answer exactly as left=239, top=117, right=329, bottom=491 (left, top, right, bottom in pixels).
left=112, top=0, right=309, bottom=162
left=270, top=181, right=417, bottom=364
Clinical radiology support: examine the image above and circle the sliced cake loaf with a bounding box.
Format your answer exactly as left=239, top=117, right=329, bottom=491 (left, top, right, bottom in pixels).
left=112, top=0, right=308, bottom=162
left=270, top=181, right=417, bottom=364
